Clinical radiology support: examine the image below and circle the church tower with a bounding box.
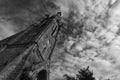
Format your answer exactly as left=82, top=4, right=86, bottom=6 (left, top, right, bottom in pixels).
left=0, top=12, right=61, bottom=80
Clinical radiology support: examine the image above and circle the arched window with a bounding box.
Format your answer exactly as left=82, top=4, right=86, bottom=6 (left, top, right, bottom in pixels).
left=37, top=69, right=47, bottom=80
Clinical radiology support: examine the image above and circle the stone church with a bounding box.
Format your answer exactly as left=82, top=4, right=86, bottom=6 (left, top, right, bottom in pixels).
left=0, top=12, right=61, bottom=80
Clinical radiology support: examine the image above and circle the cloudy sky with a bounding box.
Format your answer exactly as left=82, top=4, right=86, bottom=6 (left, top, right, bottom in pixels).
left=50, top=0, right=120, bottom=80
left=0, top=0, right=57, bottom=39
left=0, top=0, right=120, bottom=80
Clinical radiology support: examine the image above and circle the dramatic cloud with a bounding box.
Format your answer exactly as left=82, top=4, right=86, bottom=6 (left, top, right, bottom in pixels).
left=50, top=0, right=120, bottom=80
left=0, top=0, right=57, bottom=40
left=1, top=0, right=120, bottom=80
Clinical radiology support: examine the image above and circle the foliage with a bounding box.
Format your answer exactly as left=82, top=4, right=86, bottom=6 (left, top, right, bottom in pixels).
left=64, top=66, right=95, bottom=80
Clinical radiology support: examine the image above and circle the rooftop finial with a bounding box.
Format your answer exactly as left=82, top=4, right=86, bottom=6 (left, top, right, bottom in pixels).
left=57, top=12, right=62, bottom=16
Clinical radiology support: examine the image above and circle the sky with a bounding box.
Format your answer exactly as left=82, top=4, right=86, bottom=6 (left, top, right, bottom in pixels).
left=0, top=0, right=57, bottom=40
left=50, top=0, right=120, bottom=80
left=0, top=0, right=120, bottom=80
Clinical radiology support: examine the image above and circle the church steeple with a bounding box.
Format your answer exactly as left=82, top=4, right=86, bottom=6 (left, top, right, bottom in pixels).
left=0, top=12, right=61, bottom=80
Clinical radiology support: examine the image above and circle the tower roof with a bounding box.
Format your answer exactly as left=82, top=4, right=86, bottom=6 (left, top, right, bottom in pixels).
left=0, top=12, right=61, bottom=80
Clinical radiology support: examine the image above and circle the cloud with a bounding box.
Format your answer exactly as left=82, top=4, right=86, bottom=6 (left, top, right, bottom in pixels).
left=0, top=20, right=15, bottom=40
left=51, top=0, right=120, bottom=80
left=0, top=0, right=57, bottom=40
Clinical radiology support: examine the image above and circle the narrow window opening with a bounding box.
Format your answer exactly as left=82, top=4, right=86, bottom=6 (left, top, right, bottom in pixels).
left=51, top=26, right=57, bottom=36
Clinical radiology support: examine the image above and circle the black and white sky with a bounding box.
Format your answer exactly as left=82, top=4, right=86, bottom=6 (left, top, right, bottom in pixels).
left=0, top=0, right=57, bottom=39
left=0, top=0, right=120, bottom=80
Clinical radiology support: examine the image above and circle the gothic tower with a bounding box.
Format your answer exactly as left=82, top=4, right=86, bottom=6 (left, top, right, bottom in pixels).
left=0, top=12, right=61, bottom=80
